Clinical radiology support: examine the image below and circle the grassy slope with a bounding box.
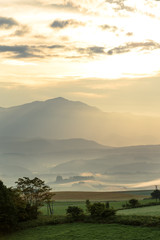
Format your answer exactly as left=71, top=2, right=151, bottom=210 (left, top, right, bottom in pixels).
left=3, top=223, right=160, bottom=240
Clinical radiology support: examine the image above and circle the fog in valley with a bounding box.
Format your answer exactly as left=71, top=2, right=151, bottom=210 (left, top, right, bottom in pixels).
left=1, top=97, right=160, bottom=191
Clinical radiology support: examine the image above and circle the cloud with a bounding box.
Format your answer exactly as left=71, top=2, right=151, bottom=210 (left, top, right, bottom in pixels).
left=0, top=44, right=67, bottom=60
left=50, top=19, right=85, bottom=29
left=100, top=24, right=118, bottom=32
left=47, top=45, right=65, bottom=49
left=107, top=41, right=160, bottom=55
left=0, top=17, right=18, bottom=29
left=13, top=25, right=30, bottom=36
left=47, top=2, right=80, bottom=12
left=126, top=32, right=133, bottom=37
left=106, top=0, right=135, bottom=12
left=0, top=45, right=41, bottom=59
left=78, top=46, right=105, bottom=56
left=72, top=92, right=103, bottom=98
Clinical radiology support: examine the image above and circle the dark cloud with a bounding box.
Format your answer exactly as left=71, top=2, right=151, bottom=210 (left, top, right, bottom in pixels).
left=50, top=19, right=85, bottom=29
left=78, top=46, right=105, bottom=56
left=0, top=44, right=67, bottom=59
left=107, top=41, right=160, bottom=55
left=13, top=25, right=30, bottom=36
left=88, top=46, right=105, bottom=54
left=106, top=0, right=134, bottom=12
left=0, top=17, right=18, bottom=29
left=1, top=41, right=158, bottom=60
left=48, top=2, right=79, bottom=12
left=0, top=45, right=41, bottom=58
left=48, top=45, right=65, bottom=49
left=100, top=24, right=118, bottom=32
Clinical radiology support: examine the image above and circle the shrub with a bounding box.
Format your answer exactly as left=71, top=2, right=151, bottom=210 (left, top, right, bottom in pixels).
left=87, top=202, right=116, bottom=219
left=128, top=199, right=139, bottom=208
left=89, top=202, right=105, bottom=217
left=66, top=206, right=84, bottom=221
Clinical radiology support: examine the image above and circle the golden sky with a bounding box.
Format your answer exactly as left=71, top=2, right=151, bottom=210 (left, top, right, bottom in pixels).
left=1, top=0, right=160, bottom=114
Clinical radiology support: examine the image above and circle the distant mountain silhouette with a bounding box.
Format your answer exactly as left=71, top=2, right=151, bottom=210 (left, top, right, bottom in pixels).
left=0, top=97, right=160, bottom=146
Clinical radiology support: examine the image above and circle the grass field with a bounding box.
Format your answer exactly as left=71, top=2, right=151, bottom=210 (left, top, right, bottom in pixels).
left=2, top=223, right=160, bottom=240
left=40, top=201, right=126, bottom=215
left=40, top=199, right=157, bottom=216
left=118, top=205, right=160, bottom=217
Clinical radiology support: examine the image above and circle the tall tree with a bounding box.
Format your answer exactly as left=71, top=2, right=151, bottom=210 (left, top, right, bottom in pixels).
left=0, top=181, right=18, bottom=232
left=15, top=177, right=54, bottom=208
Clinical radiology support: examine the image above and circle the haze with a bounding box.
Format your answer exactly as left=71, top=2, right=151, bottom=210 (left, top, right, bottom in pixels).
left=1, top=1, right=160, bottom=191
left=0, top=0, right=160, bottom=116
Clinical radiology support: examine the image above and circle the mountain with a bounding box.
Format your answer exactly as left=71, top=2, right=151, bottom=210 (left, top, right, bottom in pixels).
left=0, top=97, right=160, bottom=146
left=1, top=97, right=160, bottom=190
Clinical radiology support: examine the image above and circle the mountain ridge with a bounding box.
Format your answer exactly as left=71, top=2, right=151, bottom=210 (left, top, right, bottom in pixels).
left=0, top=97, right=160, bottom=146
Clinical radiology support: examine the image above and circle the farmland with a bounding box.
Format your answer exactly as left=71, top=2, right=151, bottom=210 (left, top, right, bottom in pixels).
left=2, top=188, right=160, bottom=240
left=52, top=191, right=147, bottom=201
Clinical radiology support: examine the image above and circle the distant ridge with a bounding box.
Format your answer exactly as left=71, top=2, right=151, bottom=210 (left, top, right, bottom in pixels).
left=0, top=96, right=160, bottom=146
left=1, top=97, right=100, bottom=112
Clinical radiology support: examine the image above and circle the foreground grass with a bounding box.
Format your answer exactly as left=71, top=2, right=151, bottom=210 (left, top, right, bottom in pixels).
left=2, top=223, right=160, bottom=240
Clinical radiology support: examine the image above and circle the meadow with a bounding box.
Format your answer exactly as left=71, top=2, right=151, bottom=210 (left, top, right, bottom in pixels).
left=2, top=190, right=160, bottom=240
left=40, top=198, right=157, bottom=216
left=2, top=223, right=160, bottom=240
left=118, top=205, right=160, bottom=217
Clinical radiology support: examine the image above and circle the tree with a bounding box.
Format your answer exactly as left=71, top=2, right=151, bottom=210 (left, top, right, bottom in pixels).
left=151, top=189, right=160, bottom=202
left=0, top=181, right=18, bottom=232
left=86, top=202, right=115, bottom=219
left=15, top=177, right=54, bottom=217
left=86, top=199, right=91, bottom=213
left=15, top=177, right=52, bottom=206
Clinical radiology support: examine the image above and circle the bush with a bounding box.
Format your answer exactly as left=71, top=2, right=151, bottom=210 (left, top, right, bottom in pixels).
left=66, top=206, right=84, bottom=221
left=128, top=199, right=139, bottom=208
left=89, top=202, right=105, bottom=217
left=87, top=202, right=116, bottom=219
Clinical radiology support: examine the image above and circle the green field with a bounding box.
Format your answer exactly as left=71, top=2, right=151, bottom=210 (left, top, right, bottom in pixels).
left=40, top=199, right=157, bottom=216
left=118, top=205, right=160, bottom=217
left=2, top=223, right=160, bottom=240
left=40, top=201, right=124, bottom=215
left=40, top=201, right=86, bottom=216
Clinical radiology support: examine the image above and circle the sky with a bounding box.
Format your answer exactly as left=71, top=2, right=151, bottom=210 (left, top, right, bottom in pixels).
left=1, top=0, right=160, bottom=115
